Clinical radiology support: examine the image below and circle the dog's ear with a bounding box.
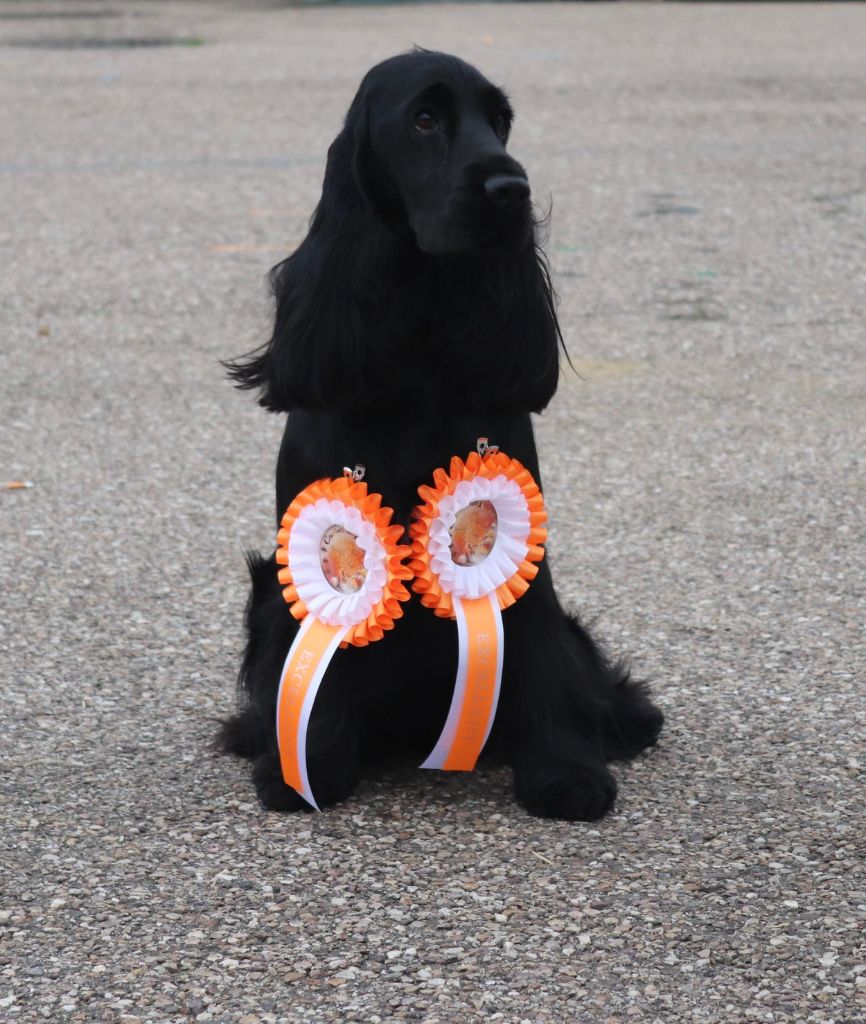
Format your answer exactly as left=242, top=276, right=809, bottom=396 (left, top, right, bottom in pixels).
left=500, top=238, right=564, bottom=413
left=349, top=94, right=377, bottom=212
left=431, top=237, right=564, bottom=415
left=350, top=93, right=406, bottom=230
left=223, top=103, right=398, bottom=413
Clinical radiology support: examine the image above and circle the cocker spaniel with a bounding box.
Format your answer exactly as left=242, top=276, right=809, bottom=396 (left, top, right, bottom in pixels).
left=217, top=50, right=663, bottom=820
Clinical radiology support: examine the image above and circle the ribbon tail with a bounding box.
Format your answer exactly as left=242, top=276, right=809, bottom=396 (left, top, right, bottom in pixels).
left=421, top=591, right=504, bottom=771
left=275, top=616, right=349, bottom=810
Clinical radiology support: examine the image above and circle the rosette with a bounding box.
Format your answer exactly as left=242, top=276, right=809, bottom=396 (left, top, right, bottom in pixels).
left=409, top=440, right=547, bottom=771
left=274, top=468, right=412, bottom=808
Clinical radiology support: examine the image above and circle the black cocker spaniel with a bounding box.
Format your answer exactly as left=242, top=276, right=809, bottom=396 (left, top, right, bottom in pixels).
left=217, top=50, right=663, bottom=820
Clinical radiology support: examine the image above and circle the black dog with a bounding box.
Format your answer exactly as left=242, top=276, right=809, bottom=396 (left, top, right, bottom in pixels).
left=217, top=50, right=662, bottom=820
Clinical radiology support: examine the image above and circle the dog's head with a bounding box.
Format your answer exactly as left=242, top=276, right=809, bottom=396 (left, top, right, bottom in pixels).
left=348, top=51, right=532, bottom=255
left=227, top=51, right=562, bottom=414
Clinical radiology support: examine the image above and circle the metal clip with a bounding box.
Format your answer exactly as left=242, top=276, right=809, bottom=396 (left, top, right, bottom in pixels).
left=342, top=463, right=366, bottom=483
left=477, top=437, right=499, bottom=457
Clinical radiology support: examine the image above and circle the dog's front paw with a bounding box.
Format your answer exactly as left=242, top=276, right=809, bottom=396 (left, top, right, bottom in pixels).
left=252, top=754, right=315, bottom=813
left=514, top=761, right=617, bottom=822
left=251, top=751, right=360, bottom=812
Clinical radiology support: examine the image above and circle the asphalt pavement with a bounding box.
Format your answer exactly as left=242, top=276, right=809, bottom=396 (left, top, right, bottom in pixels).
left=1, top=2, right=864, bottom=1022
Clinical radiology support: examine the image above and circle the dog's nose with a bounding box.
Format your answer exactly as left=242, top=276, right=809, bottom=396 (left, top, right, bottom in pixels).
left=484, top=173, right=530, bottom=205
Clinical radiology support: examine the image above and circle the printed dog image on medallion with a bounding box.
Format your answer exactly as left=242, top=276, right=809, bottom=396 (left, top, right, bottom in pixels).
left=320, top=525, right=367, bottom=594
left=450, top=500, right=498, bottom=566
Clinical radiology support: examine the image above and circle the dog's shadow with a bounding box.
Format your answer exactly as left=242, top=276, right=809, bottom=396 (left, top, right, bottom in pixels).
left=355, top=758, right=514, bottom=816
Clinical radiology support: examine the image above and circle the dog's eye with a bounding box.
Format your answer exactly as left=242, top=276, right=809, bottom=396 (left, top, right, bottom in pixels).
left=494, top=112, right=510, bottom=140
left=414, top=109, right=438, bottom=134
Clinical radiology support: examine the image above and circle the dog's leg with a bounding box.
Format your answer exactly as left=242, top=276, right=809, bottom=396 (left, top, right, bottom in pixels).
left=509, top=670, right=618, bottom=823
left=252, top=660, right=363, bottom=812
left=500, top=566, right=659, bottom=821
left=217, top=551, right=363, bottom=811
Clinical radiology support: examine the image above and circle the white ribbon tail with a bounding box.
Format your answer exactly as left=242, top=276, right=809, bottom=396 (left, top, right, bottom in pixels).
left=421, top=591, right=504, bottom=770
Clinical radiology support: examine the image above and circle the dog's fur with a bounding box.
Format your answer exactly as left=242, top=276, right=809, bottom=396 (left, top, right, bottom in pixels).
left=216, top=51, right=663, bottom=820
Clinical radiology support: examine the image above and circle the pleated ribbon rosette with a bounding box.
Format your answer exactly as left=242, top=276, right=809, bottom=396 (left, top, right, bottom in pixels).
left=274, top=475, right=412, bottom=808
left=409, top=445, right=548, bottom=771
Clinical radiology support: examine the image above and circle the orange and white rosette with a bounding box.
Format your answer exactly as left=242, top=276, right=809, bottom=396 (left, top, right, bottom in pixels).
left=274, top=466, right=412, bottom=809
left=410, top=440, right=547, bottom=772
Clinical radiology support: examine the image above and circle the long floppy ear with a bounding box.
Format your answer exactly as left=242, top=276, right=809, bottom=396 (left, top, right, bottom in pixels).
left=223, top=93, right=398, bottom=413
left=517, top=236, right=566, bottom=412
left=351, top=96, right=406, bottom=230
left=431, top=231, right=565, bottom=414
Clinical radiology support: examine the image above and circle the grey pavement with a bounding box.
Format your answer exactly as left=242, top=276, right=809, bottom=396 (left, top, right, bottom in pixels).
left=1, top=2, right=864, bottom=1022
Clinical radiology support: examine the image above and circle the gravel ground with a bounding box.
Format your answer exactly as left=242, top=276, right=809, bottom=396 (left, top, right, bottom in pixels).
left=1, top=2, right=864, bottom=1022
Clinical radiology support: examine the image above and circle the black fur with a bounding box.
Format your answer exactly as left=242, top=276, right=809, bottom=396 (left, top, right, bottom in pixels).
left=216, top=51, right=662, bottom=820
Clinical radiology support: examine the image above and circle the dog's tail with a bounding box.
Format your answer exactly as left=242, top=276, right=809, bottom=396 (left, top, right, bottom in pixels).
left=212, top=708, right=269, bottom=761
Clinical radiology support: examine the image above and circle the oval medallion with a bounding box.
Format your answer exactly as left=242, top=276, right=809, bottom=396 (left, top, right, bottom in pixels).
left=449, top=500, right=498, bottom=566
left=320, top=525, right=367, bottom=594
